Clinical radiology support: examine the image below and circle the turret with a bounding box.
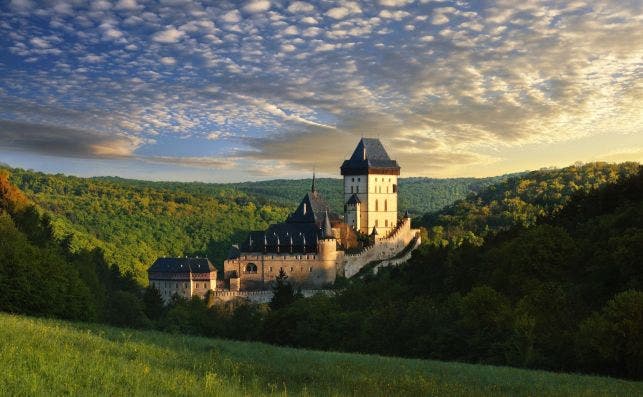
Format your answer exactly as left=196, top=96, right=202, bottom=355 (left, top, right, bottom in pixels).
left=341, top=138, right=400, bottom=235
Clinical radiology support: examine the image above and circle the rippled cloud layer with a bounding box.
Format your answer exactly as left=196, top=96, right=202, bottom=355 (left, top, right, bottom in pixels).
left=1, top=0, right=641, bottom=180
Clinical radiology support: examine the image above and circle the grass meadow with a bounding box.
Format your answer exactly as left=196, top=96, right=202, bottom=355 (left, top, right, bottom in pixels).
left=0, top=313, right=640, bottom=396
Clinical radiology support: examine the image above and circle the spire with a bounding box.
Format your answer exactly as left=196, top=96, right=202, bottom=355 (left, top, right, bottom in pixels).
left=311, top=168, right=316, bottom=193
left=322, top=210, right=334, bottom=239
left=404, top=209, right=410, bottom=218
left=371, top=226, right=378, bottom=236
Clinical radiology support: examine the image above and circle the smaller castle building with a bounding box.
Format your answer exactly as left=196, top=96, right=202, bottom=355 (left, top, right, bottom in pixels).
left=148, top=257, right=217, bottom=303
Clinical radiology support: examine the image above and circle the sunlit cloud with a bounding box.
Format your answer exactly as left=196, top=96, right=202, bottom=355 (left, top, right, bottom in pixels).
left=0, top=0, right=641, bottom=181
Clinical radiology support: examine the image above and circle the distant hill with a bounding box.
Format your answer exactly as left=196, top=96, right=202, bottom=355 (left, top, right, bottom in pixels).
left=4, top=168, right=290, bottom=282
left=2, top=167, right=516, bottom=281
left=1, top=313, right=640, bottom=396
left=418, top=162, right=641, bottom=245
left=93, top=174, right=518, bottom=216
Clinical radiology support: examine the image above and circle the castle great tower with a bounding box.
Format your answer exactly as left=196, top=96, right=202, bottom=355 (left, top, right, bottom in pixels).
left=341, top=138, right=400, bottom=236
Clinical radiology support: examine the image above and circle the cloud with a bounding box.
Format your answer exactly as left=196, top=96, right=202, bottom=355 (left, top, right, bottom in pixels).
left=326, top=3, right=361, bottom=20
left=152, top=26, right=185, bottom=43
left=142, top=156, right=237, bottom=169
left=0, top=120, right=142, bottom=158
left=379, top=0, right=414, bottom=7
left=115, top=0, right=137, bottom=10
left=222, top=10, right=242, bottom=23
left=160, top=57, right=176, bottom=65
left=243, top=0, right=271, bottom=13
left=287, top=1, right=315, bottom=13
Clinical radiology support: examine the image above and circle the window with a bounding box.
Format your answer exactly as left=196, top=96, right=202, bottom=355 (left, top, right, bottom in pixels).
left=389, top=178, right=391, bottom=182
left=280, top=267, right=283, bottom=272
left=351, top=186, right=354, bottom=193
left=358, top=177, right=360, bottom=182
left=385, top=199, right=387, bottom=212
left=375, top=219, right=379, bottom=227
left=385, top=219, right=388, bottom=227
left=375, top=177, right=378, bottom=182
left=392, top=184, right=397, bottom=193
left=245, top=263, right=258, bottom=273
left=309, top=267, right=313, bottom=272
left=269, top=266, right=273, bottom=272
left=375, top=199, right=379, bottom=211
left=352, top=177, right=354, bottom=182
left=290, top=267, right=294, bottom=272
left=356, top=186, right=359, bottom=193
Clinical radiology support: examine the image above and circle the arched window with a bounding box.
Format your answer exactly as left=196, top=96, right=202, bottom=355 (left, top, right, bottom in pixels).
left=375, top=199, right=379, bottom=211
left=245, top=263, right=258, bottom=273
left=384, top=199, right=388, bottom=212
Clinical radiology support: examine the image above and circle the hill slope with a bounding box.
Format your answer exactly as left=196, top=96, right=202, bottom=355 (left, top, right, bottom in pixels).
left=419, top=162, right=640, bottom=245
left=1, top=313, right=640, bottom=397
left=3, top=166, right=513, bottom=280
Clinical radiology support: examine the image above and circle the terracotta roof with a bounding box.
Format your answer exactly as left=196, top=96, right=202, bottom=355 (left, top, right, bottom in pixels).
left=148, top=257, right=215, bottom=273
left=341, top=138, right=400, bottom=175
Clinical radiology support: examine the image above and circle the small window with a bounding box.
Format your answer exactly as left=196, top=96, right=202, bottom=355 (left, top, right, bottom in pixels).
left=290, top=267, right=294, bottom=272
left=356, top=186, right=359, bottom=193
left=389, top=178, right=391, bottom=182
left=352, top=177, right=354, bottom=182
left=269, top=266, right=273, bottom=272
left=351, top=186, right=354, bottom=193
left=358, top=177, right=360, bottom=182
left=375, top=177, right=378, bottom=182
left=392, top=184, right=397, bottom=193
left=385, top=219, right=388, bottom=227
left=375, top=219, right=379, bottom=227
left=245, top=263, right=258, bottom=273
left=309, top=267, right=313, bottom=272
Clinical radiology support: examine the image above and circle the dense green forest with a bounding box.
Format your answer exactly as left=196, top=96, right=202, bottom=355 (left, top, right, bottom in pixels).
left=2, top=167, right=512, bottom=281
left=419, top=162, right=641, bottom=246
left=150, top=167, right=643, bottom=379
left=5, top=168, right=290, bottom=282
left=1, top=164, right=641, bottom=380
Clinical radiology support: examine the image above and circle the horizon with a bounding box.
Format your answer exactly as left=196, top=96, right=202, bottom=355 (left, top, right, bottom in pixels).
left=2, top=157, right=637, bottom=185
left=1, top=1, right=642, bottom=182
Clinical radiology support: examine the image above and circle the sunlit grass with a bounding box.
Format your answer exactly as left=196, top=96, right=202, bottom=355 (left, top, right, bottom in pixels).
left=0, top=313, right=640, bottom=396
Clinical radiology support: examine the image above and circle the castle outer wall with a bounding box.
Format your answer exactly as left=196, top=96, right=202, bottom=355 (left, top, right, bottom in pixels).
left=223, top=240, right=342, bottom=291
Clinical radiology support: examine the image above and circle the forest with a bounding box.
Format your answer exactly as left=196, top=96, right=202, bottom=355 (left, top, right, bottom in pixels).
left=0, top=163, right=641, bottom=380
left=3, top=167, right=514, bottom=281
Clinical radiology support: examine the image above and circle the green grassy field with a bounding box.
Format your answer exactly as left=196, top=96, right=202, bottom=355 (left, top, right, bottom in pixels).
left=0, top=313, right=640, bottom=396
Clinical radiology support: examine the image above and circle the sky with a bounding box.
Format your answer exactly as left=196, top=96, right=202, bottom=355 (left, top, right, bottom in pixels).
left=0, top=0, right=641, bottom=182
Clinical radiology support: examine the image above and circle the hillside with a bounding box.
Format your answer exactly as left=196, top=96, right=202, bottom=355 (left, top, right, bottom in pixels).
left=1, top=313, right=640, bottom=397
left=419, top=162, right=641, bottom=246
left=2, top=166, right=512, bottom=280
left=250, top=169, right=643, bottom=379
left=4, top=168, right=291, bottom=282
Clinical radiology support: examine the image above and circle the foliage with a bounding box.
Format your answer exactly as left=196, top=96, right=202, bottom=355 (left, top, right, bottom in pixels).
left=3, top=313, right=642, bottom=397
left=5, top=167, right=290, bottom=282
left=419, top=162, right=640, bottom=246
left=269, top=269, right=299, bottom=310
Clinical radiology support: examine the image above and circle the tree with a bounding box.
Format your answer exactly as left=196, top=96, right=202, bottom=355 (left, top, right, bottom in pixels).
left=270, top=269, right=297, bottom=310
left=143, top=285, right=165, bottom=321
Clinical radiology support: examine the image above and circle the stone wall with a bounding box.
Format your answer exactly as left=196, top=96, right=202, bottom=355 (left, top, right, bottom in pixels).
left=342, top=217, right=420, bottom=278
left=223, top=250, right=340, bottom=290
left=210, top=289, right=334, bottom=304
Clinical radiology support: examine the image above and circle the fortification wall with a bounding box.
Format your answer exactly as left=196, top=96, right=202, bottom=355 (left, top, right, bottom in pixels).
left=342, top=217, right=420, bottom=278
left=223, top=250, right=341, bottom=290
left=211, top=289, right=334, bottom=304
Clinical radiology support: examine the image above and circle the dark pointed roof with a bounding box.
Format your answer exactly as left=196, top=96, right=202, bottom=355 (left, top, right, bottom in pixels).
left=148, top=257, right=215, bottom=273
left=286, top=190, right=337, bottom=225
left=322, top=211, right=334, bottom=239
left=346, top=193, right=361, bottom=205
left=341, top=138, right=400, bottom=176
left=235, top=188, right=339, bottom=255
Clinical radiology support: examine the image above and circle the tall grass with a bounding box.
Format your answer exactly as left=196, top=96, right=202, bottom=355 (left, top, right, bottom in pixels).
left=0, top=313, right=640, bottom=396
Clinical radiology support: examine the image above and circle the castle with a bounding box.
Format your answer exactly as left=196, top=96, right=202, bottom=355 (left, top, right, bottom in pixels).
left=222, top=138, right=421, bottom=291
left=149, top=138, right=421, bottom=300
